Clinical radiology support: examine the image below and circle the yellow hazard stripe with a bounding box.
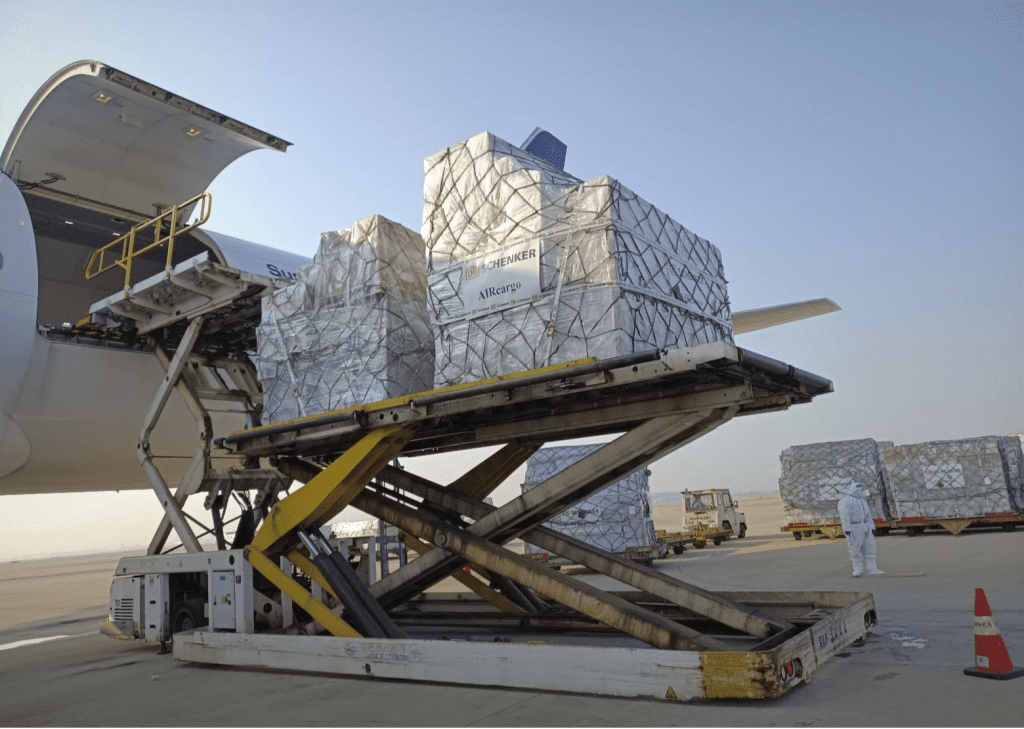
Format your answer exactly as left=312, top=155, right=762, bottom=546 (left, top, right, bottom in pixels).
left=230, top=357, right=596, bottom=438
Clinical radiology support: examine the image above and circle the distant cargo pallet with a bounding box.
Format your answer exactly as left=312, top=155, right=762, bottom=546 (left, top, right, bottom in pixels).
left=782, top=512, right=1024, bottom=539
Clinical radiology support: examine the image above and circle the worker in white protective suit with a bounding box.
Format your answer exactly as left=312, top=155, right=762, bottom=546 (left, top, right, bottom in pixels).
left=837, top=482, right=885, bottom=577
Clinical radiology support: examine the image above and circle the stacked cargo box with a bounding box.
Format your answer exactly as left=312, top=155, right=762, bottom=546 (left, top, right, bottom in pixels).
left=522, top=444, right=657, bottom=557
left=422, top=131, right=733, bottom=386
left=880, top=436, right=1023, bottom=519
left=255, top=214, right=434, bottom=423
left=778, top=439, right=894, bottom=526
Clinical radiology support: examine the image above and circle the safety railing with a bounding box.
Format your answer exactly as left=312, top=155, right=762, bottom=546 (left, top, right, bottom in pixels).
left=85, top=192, right=212, bottom=292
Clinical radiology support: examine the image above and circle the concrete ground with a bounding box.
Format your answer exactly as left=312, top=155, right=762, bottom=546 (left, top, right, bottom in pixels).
left=1, top=529, right=1021, bottom=726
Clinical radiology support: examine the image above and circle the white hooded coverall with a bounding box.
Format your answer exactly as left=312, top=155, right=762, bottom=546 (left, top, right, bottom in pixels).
left=837, top=482, right=884, bottom=576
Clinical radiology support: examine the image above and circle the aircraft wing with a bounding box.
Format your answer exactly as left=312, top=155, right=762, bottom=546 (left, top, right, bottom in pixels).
left=732, top=298, right=840, bottom=335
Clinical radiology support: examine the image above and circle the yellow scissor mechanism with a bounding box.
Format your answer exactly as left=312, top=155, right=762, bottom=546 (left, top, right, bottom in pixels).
left=84, top=192, right=212, bottom=293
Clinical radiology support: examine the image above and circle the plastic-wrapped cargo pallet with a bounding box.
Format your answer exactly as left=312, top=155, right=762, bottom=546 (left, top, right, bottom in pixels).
left=522, top=444, right=657, bottom=558
left=778, top=439, right=894, bottom=526
left=256, top=214, right=434, bottom=423
left=880, top=437, right=1023, bottom=519
left=422, top=131, right=733, bottom=386
left=995, top=435, right=1024, bottom=512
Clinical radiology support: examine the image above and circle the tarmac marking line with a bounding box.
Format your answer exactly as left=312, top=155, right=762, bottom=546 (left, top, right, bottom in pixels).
left=0, top=631, right=97, bottom=651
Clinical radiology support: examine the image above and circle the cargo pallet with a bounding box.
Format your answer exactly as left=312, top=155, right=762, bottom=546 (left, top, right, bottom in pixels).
left=91, top=252, right=875, bottom=702
left=783, top=512, right=1023, bottom=539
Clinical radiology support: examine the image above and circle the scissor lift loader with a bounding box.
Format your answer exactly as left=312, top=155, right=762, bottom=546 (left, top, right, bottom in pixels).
left=92, top=209, right=876, bottom=701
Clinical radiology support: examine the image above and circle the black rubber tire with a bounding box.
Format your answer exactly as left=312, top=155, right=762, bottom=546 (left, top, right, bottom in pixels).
left=906, top=528, right=916, bottom=537
left=170, top=598, right=208, bottom=634
left=792, top=531, right=802, bottom=541
left=712, top=536, right=723, bottom=546
left=694, top=541, right=706, bottom=549
left=738, top=523, right=747, bottom=539
left=672, top=545, right=685, bottom=555
left=874, top=527, right=890, bottom=537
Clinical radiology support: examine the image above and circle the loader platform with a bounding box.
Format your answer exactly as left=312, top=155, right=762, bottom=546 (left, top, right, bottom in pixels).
left=90, top=253, right=873, bottom=702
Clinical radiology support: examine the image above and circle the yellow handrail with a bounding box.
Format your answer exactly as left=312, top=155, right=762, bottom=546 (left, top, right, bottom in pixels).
left=84, top=192, right=212, bottom=292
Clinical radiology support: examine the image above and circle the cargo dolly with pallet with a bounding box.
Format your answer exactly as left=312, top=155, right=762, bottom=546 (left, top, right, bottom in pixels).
left=656, top=524, right=734, bottom=553
left=89, top=241, right=877, bottom=701
left=783, top=512, right=1023, bottom=540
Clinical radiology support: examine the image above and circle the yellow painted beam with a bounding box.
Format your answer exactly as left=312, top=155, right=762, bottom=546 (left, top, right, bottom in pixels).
left=231, top=357, right=596, bottom=438
left=245, top=547, right=360, bottom=638
left=252, top=424, right=415, bottom=556
left=403, top=535, right=523, bottom=615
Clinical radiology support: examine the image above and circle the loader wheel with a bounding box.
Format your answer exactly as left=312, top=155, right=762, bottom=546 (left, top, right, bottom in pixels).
left=672, top=545, right=685, bottom=555
left=713, top=536, right=723, bottom=546
left=792, top=531, right=802, bottom=541
left=170, top=598, right=208, bottom=634
left=738, top=523, right=747, bottom=539
left=694, top=541, right=706, bottom=549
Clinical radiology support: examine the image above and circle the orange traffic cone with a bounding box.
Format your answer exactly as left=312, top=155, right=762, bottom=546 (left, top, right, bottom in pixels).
left=964, top=588, right=1024, bottom=680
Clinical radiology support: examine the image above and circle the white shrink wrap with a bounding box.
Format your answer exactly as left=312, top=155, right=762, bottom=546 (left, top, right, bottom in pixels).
left=996, top=435, right=1024, bottom=512
left=881, top=437, right=1021, bottom=519
left=423, top=131, right=733, bottom=386
left=522, top=444, right=657, bottom=557
left=778, top=439, right=894, bottom=525
left=256, top=215, right=433, bottom=423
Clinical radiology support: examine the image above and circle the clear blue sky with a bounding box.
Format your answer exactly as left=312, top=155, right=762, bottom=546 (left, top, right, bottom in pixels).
left=1, top=1, right=1021, bottom=558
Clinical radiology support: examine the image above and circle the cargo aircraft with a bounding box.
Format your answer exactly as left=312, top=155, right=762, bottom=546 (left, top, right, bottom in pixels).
left=0, top=60, right=839, bottom=497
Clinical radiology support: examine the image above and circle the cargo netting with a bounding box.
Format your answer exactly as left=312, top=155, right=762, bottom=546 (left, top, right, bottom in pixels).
left=422, top=131, right=733, bottom=386
left=881, top=437, right=1022, bottom=519
left=996, top=435, right=1024, bottom=512
left=256, top=214, right=434, bottom=424
left=778, top=439, right=895, bottom=525
left=522, top=444, right=657, bottom=557
left=778, top=435, right=1024, bottom=525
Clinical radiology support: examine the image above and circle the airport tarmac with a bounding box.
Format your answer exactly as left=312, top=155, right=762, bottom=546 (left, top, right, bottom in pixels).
left=1, top=497, right=1021, bottom=727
